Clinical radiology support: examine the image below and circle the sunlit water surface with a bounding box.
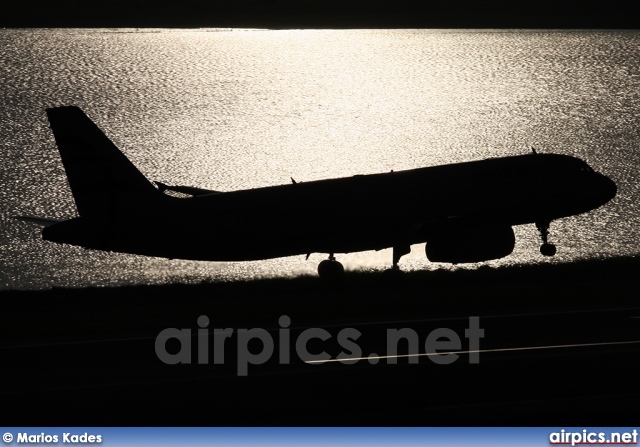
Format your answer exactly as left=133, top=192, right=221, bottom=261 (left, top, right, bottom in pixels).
left=1, top=29, right=639, bottom=289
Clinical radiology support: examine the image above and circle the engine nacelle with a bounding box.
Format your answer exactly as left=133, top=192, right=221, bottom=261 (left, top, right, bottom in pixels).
left=425, top=224, right=515, bottom=263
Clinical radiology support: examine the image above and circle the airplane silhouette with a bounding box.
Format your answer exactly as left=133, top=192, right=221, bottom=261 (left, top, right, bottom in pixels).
left=18, top=106, right=617, bottom=279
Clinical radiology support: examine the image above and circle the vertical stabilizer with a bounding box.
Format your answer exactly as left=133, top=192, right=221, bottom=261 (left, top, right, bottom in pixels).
left=46, top=106, right=158, bottom=217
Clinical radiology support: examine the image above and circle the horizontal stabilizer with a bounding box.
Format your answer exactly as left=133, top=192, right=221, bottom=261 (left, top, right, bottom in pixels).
left=155, top=181, right=222, bottom=197
left=14, top=215, right=65, bottom=227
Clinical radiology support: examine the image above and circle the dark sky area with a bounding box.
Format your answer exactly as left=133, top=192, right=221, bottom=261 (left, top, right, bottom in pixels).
left=1, top=0, right=638, bottom=28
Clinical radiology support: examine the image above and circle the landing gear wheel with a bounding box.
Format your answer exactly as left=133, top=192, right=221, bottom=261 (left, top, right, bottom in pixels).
left=540, top=243, right=556, bottom=257
left=318, top=258, right=345, bottom=280
left=535, top=220, right=557, bottom=257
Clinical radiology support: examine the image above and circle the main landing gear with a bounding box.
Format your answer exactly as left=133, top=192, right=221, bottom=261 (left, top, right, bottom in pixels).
left=536, top=220, right=557, bottom=257
left=384, top=244, right=411, bottom=275
left=316, top=245, right=412, bottom=280
left=317, top=254, right=345, bottom=280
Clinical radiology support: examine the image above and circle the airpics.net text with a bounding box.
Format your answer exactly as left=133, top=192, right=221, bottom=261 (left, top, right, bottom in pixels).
left=155, top=316, right=485, bottom=376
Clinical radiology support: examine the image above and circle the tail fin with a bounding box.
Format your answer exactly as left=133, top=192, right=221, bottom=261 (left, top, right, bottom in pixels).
left=46, top=106, right=158, bottom=217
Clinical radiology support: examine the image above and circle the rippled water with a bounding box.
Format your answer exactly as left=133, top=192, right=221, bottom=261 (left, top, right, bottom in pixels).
left=1, top=29, right=639, bottom=289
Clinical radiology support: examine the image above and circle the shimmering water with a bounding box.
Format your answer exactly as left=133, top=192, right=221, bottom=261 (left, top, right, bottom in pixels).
left=1, top=29, right=639, bottom=289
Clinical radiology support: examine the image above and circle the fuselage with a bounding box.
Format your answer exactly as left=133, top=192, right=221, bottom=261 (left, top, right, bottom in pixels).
left=44, top=153, right=617, bottom=262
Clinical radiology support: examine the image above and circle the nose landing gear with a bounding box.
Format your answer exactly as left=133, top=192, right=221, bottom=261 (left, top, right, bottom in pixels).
left=536, top=221, right=557, bottom=257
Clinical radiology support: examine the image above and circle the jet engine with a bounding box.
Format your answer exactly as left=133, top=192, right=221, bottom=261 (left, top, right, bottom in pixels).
left=425, top=224, right=515, bottom=263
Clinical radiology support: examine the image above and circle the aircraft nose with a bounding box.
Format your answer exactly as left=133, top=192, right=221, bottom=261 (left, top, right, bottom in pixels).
left=596, top=173, right=617, bottom=203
